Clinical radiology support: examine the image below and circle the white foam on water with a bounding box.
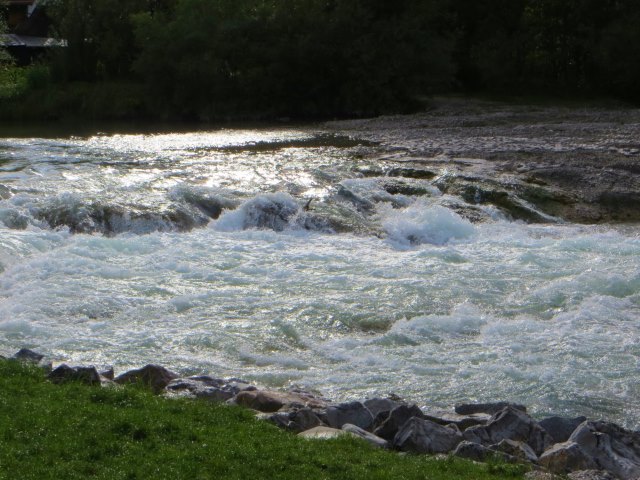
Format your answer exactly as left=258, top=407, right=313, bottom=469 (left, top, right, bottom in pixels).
left=2, top=129, right=640, bottom=428
left=383, top=201, right=476, bottom=246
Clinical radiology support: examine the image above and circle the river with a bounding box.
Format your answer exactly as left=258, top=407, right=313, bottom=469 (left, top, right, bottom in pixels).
left=1, top=100, right=639, bottom=428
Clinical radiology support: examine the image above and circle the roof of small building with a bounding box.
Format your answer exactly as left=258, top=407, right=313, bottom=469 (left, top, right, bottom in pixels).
left=0, top=33, right=65, bottom=48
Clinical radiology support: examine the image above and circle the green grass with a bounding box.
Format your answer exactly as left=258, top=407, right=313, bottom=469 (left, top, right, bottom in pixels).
left=0, top=361, right=528, bottom=480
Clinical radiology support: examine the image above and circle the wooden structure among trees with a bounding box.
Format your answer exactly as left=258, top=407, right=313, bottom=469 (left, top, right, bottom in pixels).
left=5, top=0, right=37, bottom=30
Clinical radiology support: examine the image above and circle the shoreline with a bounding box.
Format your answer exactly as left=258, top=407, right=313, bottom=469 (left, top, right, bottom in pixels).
left=4, top=348, right=639, bottom=479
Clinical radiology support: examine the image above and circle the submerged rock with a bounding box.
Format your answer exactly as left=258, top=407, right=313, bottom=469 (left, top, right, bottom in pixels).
left=114, top=365, right=179, bottom=393
left=387, top=167, right=437, bottom=180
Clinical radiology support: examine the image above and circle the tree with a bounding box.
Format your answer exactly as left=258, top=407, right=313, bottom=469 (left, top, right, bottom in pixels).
left=47, top=0, right=154, bottom=81
left=1, top=1, right=12, bottom=65
left=132, top=0, right=454, bottom=120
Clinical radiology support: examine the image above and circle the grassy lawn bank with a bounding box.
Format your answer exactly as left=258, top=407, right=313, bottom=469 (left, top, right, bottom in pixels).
left=0, top=361, right=528, bottom=479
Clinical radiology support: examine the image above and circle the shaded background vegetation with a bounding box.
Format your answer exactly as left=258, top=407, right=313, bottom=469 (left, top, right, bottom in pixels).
left=1, top=0, right=640, bottom=121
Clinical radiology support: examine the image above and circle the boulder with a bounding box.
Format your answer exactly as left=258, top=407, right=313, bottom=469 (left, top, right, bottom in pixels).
left=47, top=364, right=101, bottom=386
left=566, top=421, right=640, bottom=479
left=539, top=442, right=598, bottom=474
left=539, top=416, right=587, bottom=443
left=166, top=376, right=255, bottom=402
left=423, top=409, right=491, bottom=430
left=263, top=408, right=323, bottom=433
left=233, top=389, right=328, bottom=413
left=374, top=404, right=425, bottom=441
left=289, top=408, right=324, bottom=432
left=463, top=406, right=553, bottom=455
left=491, top=439, right=539, bottom=464
left=455, top=402, right=527, bottom=416
left=387, top=167, right=436, bottom=180
left=298, top=427, right=346, bottom=440
left=99, top=367, right=115, bottom=381
left=342, top=424, right=389, bottom=449
left=114, top=365, right=179, bottom=393
left=326, top=401, right=374, bottom=431
left=363, top=397, right=403, bottom=418
left=393, top=417, right=463, bottom=454
left=453, top=441, right=516, bottom=463
left=13, top=348, right=44, bottom=363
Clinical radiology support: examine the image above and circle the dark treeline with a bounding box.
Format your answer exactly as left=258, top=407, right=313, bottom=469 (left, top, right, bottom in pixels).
left=3, top=0, right=640, bottom=120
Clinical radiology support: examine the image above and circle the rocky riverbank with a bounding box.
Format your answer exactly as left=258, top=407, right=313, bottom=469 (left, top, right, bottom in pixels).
left=4, top=348, right=639, bottom=480
left=332, top=98, right=640, bottom=224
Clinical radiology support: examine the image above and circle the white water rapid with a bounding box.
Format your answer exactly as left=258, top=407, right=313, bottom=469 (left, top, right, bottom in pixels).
left=1, top=109, right=639, bottom=428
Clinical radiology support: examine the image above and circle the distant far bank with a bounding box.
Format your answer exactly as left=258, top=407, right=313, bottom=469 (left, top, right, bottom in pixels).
left=0, top=73, right=636, bottom=127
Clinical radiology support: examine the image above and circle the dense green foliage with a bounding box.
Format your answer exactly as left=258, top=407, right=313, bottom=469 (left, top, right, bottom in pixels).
left=1, top=0, right=639, bottom=120
left=0, top=3, right=10, bottom=64
left=0, top=360, right=527, bottom=480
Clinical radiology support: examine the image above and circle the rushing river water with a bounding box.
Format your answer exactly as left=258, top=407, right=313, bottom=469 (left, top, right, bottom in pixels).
left=1, top=105, right=639, bottom=428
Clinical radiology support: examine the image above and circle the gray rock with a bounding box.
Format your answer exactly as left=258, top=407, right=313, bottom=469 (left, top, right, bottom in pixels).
left=423, top=409, right=491, bottom=430
left=298, top=426, right=345, bottom=440
left=12, top=348, right=51, bottom=372
left=567, top=470, right=617, bottom=480
left=342, top=424, right=389, bottom=449
left=387, top=167, right=436, bottom=180
left=463, top=406, right=553, bottom=455
left=264, top=408, right=323, bottom=433
left=567, top=421, right=640, bottom=480
left=166, top=376, right=255, bottom=402
left=13, top=348, right=44, bottom=363
left=455, top=402, right=527, bottom=416
left=491, top=439, right=539, bottom=464
left=114, top=365, right=179, bottom=393
left=48, top=364, right=101, bottom=386
left=539, top=442, right=599, bottom=474
left=363, top=397, right=402, bottom=418
left=326, top=401, right=374, bottom=431
left=233, top=389, right=328, bottom=413
left=393, top=417, right=463, bottom=454
left=99, top=367, right=115, bottom=381
left=374, top=404, right=425, bottom=441
left=372, top=410, right=392, bottom=431
left=453, top=441, right=516, bottom=463
left=539, top=416, right=588, bottom=443
left=289, top=408, right=323, bottom=432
